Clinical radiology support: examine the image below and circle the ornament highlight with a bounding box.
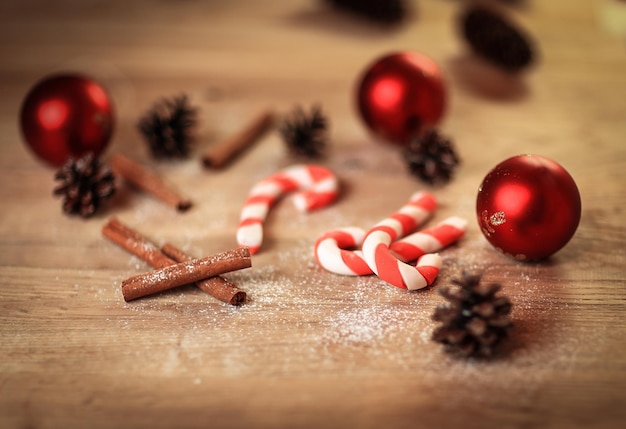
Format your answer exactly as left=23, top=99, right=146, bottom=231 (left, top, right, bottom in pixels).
left=476, top=154, right=581, bottom=260
left=356, top=51, right=447, bottom=145
left=20, top=73, right=114, bottom=166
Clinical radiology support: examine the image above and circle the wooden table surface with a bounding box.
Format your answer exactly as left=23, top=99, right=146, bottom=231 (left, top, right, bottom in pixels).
left=1, top=1, right=625, bottom=428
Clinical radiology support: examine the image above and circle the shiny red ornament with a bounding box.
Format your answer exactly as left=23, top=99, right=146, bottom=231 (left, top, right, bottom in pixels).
left=20, top=73, right=114, bottom=167
left=476, top=154, right=581, bottom=260
left=356, top=51, right=447, bottom=145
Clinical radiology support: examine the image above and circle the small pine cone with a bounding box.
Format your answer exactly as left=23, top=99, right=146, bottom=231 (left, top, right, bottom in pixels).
left=324, top=0, right=407, bottom=25
left=403, top=130, right=460, bottom=184
left=279, top=105, right=328, bottom=158
left=53, top=153, right=116, bottom=218
left=459, top=6, right=535, bottom=72
left=137, top=94, right=197, bottom=159
left=432, top=272, right=513, bottom=358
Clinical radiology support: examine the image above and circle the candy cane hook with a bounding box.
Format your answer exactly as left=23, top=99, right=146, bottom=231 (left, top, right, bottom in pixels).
left=361, top=192, right=442, bottom=290
left=237, top=164, right=339, bottom=254
left=314, top=216, right=466, bottom=276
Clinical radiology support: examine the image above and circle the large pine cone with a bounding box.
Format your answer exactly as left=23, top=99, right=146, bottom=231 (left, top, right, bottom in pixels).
left=53, top=153, right=116, bottom=218
left=432, top=272, right=513, bottom=357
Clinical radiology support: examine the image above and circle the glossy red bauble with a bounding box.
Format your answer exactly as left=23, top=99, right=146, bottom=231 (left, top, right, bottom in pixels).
left=356, top=51, right=447, bottom=145
left=20, top=73, right=114, bottom=167
left=476, top=154, right=581, bottom=260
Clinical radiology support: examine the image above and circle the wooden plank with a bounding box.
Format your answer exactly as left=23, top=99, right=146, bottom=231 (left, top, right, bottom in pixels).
left=1, top=1, right=625, bottom=428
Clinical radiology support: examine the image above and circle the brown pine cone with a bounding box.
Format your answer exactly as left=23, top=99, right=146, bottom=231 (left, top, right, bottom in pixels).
left=323, top=0, right=407, bottom=25
left=279, top=105, right=328, bottom=158
left=53, top=153, right=116, bottom=218
left=459, top=5, right=535, bottom=72
left=137, top=94, right=197, bottom=159
left=403, top=130, right=460, bottom=184
left=432, top=272, right=513, bottom=358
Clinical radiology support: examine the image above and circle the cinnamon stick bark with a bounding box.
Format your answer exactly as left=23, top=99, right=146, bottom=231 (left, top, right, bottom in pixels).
left=161, top=243, right=247, bottom=305
left=121, top=247, right=251, bottom=302
left=102, top=218, right=175, bottom=268
left=102, top=218, right=248, bottom=304
left=201, top=109, right=274, bottom=169
left=110, top=153, right=192, bottom=211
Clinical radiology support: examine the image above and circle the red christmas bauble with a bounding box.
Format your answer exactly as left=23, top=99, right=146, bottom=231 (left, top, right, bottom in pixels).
left=476, top=154, right=581, bottom=260
left=20, top=73, right=114, bottom=167
left=356, top=51, right=447, bottom=145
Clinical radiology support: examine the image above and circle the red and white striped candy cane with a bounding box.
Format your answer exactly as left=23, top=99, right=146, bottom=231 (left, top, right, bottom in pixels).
left=314, top=227, right=371, bottom=276
left=237, top=164, right=339, bottom=254
left=361, top=191, right=442, bottom=290
left=314, top=216, right=466, bottom=276
left=314, top=191, right=439, bottom=276
left=389, top=216, right=467, bottom=263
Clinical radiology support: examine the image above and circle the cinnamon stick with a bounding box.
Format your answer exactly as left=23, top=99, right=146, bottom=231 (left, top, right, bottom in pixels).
left=201, top=109, right=274, bottom=169
left=121, top=247, right=251, bottom=302
left=161, top=243, right=247, bottom=306
left=102, top=218, right=248, bottom=305
left=102, top=218, right=175, bottom=268
left=110, top=152, right=192, bottom=211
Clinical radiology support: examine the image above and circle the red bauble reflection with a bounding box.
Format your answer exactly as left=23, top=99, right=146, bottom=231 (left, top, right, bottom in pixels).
left=356, top=51, right=447, bottom=145
left=476, top=155, right=581, bottom=260
left=20, top=73, right=114, bottom=166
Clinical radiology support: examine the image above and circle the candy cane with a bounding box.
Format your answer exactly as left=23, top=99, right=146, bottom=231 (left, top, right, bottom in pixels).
left=389, top=216, right=467, bottom=262
left=361, top=192, right=443, bottom=290
left=237, top=164, right=339, bottom=254
left=314, top=216, right=467, bottom=276
left=314, top=227, right=371, bottom=276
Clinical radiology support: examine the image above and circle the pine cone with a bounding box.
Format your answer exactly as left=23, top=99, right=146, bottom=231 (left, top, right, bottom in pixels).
left=432, top=272, right=513, bottom=358
left=403, top=130, right=460, bottom=184
left=279, top=105, right=328, bottom=158
left=137, top=94, right=197, bottom=159
left=323, top=0, right=407, bottom=25
left=53, top=153, right=116, bottom=218
left=459, top=6, right=535, bottom=72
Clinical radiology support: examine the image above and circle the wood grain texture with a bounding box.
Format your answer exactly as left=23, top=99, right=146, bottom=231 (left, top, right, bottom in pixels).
left=1, top=1, right=625, bottom=428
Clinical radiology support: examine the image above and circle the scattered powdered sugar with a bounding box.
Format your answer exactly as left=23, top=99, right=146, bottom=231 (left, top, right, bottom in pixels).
left=94, top=172, right=607, bottom=402
left=324, top=298, right=421, bottom=345
left=105, top=221, right=574, bottom=374
left=224, top=239, right=437, bottom=351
